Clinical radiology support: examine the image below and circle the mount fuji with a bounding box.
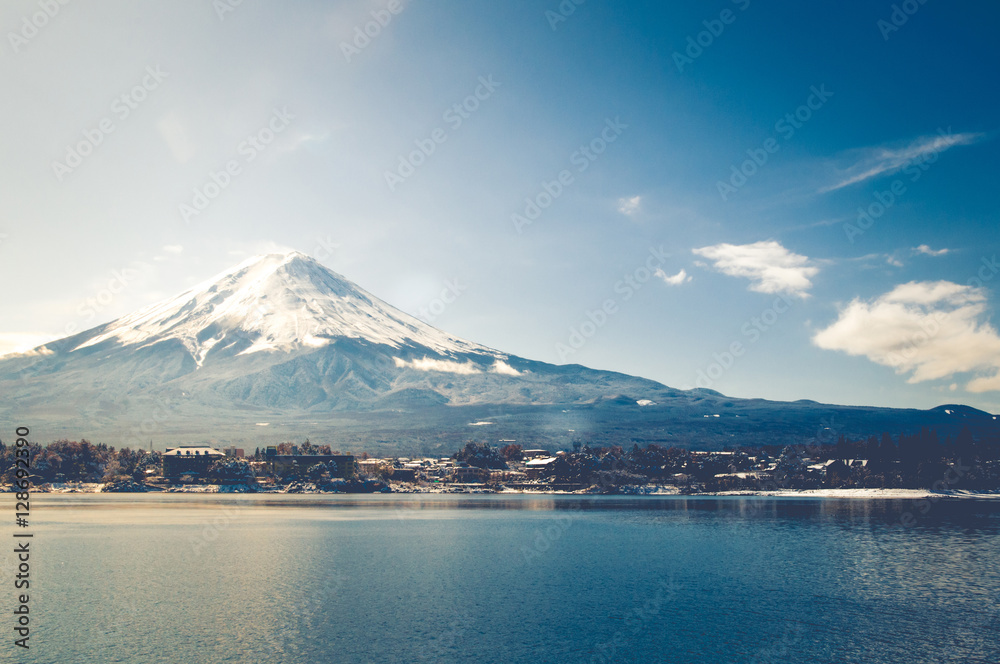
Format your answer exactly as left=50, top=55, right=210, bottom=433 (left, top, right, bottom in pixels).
left=1, top=251, right=996, bottom=454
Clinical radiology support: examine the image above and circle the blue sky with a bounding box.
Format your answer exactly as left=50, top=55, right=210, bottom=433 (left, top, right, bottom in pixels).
left=1, top=0, right=999, bottom=412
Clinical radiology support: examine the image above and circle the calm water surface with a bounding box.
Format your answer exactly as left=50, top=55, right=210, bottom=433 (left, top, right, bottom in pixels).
left=4, top=494, right=999, bottom=663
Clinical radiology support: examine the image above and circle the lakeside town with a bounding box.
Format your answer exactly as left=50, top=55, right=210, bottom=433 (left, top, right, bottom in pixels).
left=4, top=427, right=1000, bottom=495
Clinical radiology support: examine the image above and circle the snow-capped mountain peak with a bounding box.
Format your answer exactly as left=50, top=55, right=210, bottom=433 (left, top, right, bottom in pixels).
left=69, top=251, right=502, bottom=365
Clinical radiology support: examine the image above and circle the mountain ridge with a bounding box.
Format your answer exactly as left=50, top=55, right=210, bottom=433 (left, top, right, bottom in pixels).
left=1, top=251, right=996, bottom=453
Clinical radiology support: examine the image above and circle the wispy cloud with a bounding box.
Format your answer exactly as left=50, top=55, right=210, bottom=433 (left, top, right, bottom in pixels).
left=617, top=195, right=641, bottom=216
left=693, top=240, right=818, bottom=298
left=394, top=357, right=481, bottom=374
left=655, top=267, right=692, bottom=286
left=913, top=244, right=950, bottom=257
left=786, top=216, right=849, bottom=232
left=492, top=360, right=521, bottom=376
left=0, top=332, right=56, bottom=358
left=279, top=130, right=331, bottom=153
left=844, top=252, right=906, bottom=269
left=153, top=244, right=185, bottom=262
left=392, top=357, right=521, bottom=376
left=813, top=281, right=1000, bottom=392
left=818, top=130, right=985, bottom=193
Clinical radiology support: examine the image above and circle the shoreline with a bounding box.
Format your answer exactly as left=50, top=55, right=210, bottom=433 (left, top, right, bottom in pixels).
left=19, top=483, right=1000, bottom=499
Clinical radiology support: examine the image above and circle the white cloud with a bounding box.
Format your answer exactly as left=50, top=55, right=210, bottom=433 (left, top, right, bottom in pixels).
left=655, top=268, right=692, bottom=286
left=819, top=131, right=984, bottom=193
left=152, top=245, right=184, bottom=262
left=693, top=240, right=818, bottom=298
left=851, top=253, right=883, bottom=263
left=393, top=357, right=521, bottom=376
left=847, top=252, right=911, bottom=269
left=491, top=359, right=521, bottom=376
left=812, top=280, right=1000, bottom=392
left=0, top=333, right=56, bottom=358
left=883, top=280, right=972, bottom=305
left=913, top=244, right=950, bottom=257
left=278, top=130, right=331, bottom=153
left=617, top=196, right=641, bottom=216
left=393, top=357, right=481, bottom=374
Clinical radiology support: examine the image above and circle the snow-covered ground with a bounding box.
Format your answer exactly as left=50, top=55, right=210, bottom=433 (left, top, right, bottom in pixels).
left=24, top=483, right=1000, bottom=498
left=43, top=482, right=105, bottom=493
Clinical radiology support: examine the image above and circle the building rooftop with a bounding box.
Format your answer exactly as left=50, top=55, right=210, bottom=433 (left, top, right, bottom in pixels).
left=163, top=446, right=224, bottom=457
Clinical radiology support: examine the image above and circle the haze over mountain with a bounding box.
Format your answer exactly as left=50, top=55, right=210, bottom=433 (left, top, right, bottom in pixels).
left=1, top=252, right=996, bottom=454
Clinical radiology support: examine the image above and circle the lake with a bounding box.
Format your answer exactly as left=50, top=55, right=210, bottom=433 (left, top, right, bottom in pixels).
left=6, top=494, right=1000, bottom=663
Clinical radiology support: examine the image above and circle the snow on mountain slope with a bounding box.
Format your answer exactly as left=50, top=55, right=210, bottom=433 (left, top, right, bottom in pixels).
left=68, top=251, right=508, bottom=368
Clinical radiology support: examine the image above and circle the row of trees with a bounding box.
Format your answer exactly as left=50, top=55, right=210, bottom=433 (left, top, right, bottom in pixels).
left=249, top=439, right=336, bottom=459
left=449, top=427, right=1000, bottom=491
left=0, top=439, right=341, bottom=485
left=828, top=427, right=980, bottom=464
left=0, top=439, right=162, bottom=484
